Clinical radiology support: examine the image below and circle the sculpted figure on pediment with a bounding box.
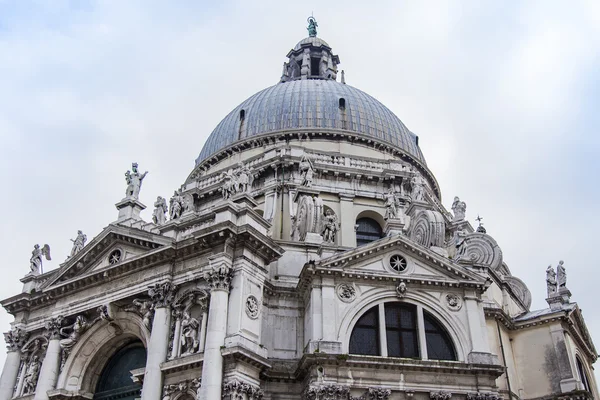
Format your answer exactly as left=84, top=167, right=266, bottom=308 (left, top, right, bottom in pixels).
left=451, top=196, right=467, bottom=222
left=69, top=231, right=87, bottom=257
left=169, top=190, right=184, bottom=220
left=153, top=196, right=168, bottom=225
left=30, top=244, right=51, bottom=275
left=546, top=265, right=557, bottom=297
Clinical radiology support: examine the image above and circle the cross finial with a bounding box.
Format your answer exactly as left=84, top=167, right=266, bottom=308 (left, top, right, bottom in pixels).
left=475, top=215, right=487, bottom=233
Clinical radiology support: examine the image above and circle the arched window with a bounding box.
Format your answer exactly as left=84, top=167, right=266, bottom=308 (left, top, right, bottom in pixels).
left=94, top=342, right=147, bottom=400
left=356, top=218, right=383, bottom=247
left=576, top=356, right=592, bottom=392
left=349, top=303, right=457, bottom=361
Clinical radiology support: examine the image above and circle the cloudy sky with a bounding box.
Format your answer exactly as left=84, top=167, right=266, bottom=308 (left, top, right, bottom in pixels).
left=1, top=0, right=599, bottom=386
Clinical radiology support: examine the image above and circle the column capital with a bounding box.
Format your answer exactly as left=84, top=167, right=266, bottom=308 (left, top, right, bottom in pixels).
left=45, top=316, right=64, bottom=340
left=4, top=327, right=28, bottom=352
left=148, top=282, right=176, bottom=309
left=223, top=379, right=264, bottom=400
left=204, top=265, right=233, bottom=292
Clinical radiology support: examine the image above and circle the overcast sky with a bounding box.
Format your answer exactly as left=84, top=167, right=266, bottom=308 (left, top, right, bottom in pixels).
left=0, top=0, right=599, bottom=386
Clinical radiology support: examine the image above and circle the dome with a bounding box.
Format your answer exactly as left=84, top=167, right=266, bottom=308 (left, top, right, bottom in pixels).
left=294, top=36, right=330, bottom=51
left=196, top=79, right=425, bottom=165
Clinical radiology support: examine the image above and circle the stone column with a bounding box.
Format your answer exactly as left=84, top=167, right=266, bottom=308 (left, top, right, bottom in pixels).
left=198, top=255, right=233, bottom=400
left=170, top=309, right=182, bottom=360
left=141, top=282, right=175, bottom=400
left=34, top=317, right=63, bottom=400
left=0, top=328, right=27, bottom=400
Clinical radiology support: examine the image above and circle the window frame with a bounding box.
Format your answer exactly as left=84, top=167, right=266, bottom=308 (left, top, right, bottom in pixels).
left=347, top=301, right=458, bottom=361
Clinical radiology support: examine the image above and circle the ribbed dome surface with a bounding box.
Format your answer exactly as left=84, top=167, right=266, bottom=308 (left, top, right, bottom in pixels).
left=196, top=79, right=425, bottom=165
left=294, top=36, right=330, bottom=50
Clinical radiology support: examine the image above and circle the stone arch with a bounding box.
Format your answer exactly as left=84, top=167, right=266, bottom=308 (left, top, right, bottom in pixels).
left=337, top=288, right=468, bottom=361
left=57, top=310, right=149, bottom=392
left=355, top=209, right=385, bottom=230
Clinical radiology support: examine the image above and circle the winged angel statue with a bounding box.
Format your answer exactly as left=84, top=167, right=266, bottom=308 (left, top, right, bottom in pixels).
left=30, top=244, right=51, bottom=274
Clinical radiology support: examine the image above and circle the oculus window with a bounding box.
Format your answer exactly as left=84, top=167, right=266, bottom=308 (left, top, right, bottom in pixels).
left=349, top=302, right=457, bottom=361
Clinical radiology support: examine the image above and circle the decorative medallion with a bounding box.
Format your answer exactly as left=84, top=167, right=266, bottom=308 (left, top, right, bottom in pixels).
left=245, top=295, right=260, bottom=319
left=336, top=283, right=356, bottom=303
left=108, top=249, right=122, bottom=265
left=445, top=293, right=462, bottom=311
left=396, top=282, right=407, bottom=298
left=389, top=254, right=408, bottom=273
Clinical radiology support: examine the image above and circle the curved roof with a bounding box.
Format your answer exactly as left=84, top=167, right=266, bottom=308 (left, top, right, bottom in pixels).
left=196, top=79, right=425, bottom=165
left=294, top=36, right=330, bottom=50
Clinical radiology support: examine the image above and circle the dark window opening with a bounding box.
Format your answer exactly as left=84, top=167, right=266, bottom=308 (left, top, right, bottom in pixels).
left=424, top=311, right=456, bottom=360
left=339, top=98, right=346, bottom=109
left=356, top=218, right=383, bottom=247
left=94, top=342, right=146, bottom=400
left=240, top=109, right=245, bottom=120
left=577, top=357, right=591, bottom=392
left=385, top=303, right=419, bottom=358
left=415, top=135, right=419, bottom=146
left=311, top=57, right=320, bottom=76
left=349, top=306, right=379, bottom=356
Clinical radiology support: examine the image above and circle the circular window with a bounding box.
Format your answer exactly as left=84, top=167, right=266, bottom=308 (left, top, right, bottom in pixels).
left=389, top=254, right=407, bottom=273
left=108, top=249, right=122, bottom=265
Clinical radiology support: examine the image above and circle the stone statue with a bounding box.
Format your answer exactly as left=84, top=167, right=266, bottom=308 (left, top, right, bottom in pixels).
left=410, top=174, right=426, bottom=202
left=546, top=265, right=557, bottom=297
left=383, top=189, right=398, bottom=220
left=307, top=16, right=318, bottom=37
left=180, top=310, right=200, bottom=355
left=132, top=299, right=154, bottom=330
left=557, top=260, right=567, bottom=291
left=454, top=230, right=468, bottom=262
left=299, top=155, right=314, bottom=187
left=322, top=210, right=339, bottom=244
left=69, top=230, right=87, bottom=257
left=220, top=163, right=254, bottom=199
left=29, top=244, right=51, bottom=274
left=451, top=196, right=467, bottom=222
left=169, top=190, right=184, bottom=220
left=59, top=315, right=90, bottom=351
left=237, top=163, right=251, bottom=193
left=22, top=356, right=40, bottom=394
left=124, top=162, right=148, bottom=200
left=153, top=196, right=168, bottom=225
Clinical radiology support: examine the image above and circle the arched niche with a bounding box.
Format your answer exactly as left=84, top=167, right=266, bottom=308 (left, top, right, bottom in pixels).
left=57, top=311, right=149, bottom=392
left=355, top=210, right=385, bottom=246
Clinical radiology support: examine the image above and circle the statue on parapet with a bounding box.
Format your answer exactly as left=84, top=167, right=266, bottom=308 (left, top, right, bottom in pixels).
left=451, top=196, right=467, bottom=222
left=383, top=188, right=403, bottom=220
left=299, top=155, right=314, bottom=187
left=410, top=174, right=426, bottom=202
left=30, top=244, right=51, bottom=275
left=169, top=191, right=184, bottom=220
left=153, top=196, right=168, bottom=225
left=220, top=163, right=254, bottom=199
left=546, top=265, right=557, bottom=297
left=557, top=260, right=567, bottom=291
left=124, top=162, right=148, bottom=200
left=69, top=230, right=87, bottom=257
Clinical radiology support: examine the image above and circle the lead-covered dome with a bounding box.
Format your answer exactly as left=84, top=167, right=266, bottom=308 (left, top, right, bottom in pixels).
left=195, top=28, right=425, bottom=166
left=196, top=80, right=424, bottom=165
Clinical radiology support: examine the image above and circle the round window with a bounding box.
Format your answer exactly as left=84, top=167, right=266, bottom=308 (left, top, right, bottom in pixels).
left=389, top=254, right=407, bottom=273
left=108, top=249, right=122, bottom=265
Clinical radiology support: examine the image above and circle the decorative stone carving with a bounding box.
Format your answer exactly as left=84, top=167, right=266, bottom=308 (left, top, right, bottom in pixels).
left=506, top=276, right=532, bottom=309
left=163, top=378, right=201, bottom=400
left=223, top=379, right=264, bottom=400
left=455, top=232, right=503, bottom=270
left=367, top=388, right=392, bottom=399
left=322, top=209, right=339, bottom=244
left=410, top=173, right=426, bottom=202
left=124, top=162, right=148, bottom=200
left=430, top=391, right=452, bottom=400
left=169, top=190, right=185, bottom=220
left=336, top=283, right=356, bottom=303
left=148, top=282, right=176, bottom=309
left=557, top=260, right=567, bottom=291
left=153, top=196, right=168, bottom=224
left=445, top=294, right=462, bottom=311
left=396, top=282, right=407, bottom=298
left=452, top=230, right=468, bottom=262
left=60, top=314, right=98, bottom=369
left=304, top=384, right=349, bottom=400
left=221, top=163, right=254, bottom=199
left=29, top=243, right=51, bottom=275
left=4, top=327, right=28, bottom=352
left=69, top=230, right=87, bottom=257
left=22, top=355, right=41, bottom=395
left=245, top=295, right=260, bottom=319
left=408, top=210, right=445, bottom=248
left=180, top=310, right=200, bottom=355
left=467, top=393, right=501, bottom=400
left=204, top=265, right=233, bottom=291
left=383, top=188, right=404, bottom=222
left=300, top=155, right=315, bottom=187
left=45, top=316, right=64, bottom=340
left=546, top=265, right=557, bottom=297
left=451, top=196, right=466, bottom=222
left=131, top=299, right=154, bottom=331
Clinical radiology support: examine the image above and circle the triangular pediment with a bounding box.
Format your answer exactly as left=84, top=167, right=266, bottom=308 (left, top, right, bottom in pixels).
left=42, top=224, right=173, bottom=289
left=312, top=235, right=487, bottom=285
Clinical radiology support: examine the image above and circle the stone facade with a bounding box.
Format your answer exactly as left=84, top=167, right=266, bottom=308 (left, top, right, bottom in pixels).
left=0, top=21, right=597, bottom=400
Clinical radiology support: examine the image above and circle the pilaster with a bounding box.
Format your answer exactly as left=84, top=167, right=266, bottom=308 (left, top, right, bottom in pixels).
left=338, top=194, right=355, bottom=247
